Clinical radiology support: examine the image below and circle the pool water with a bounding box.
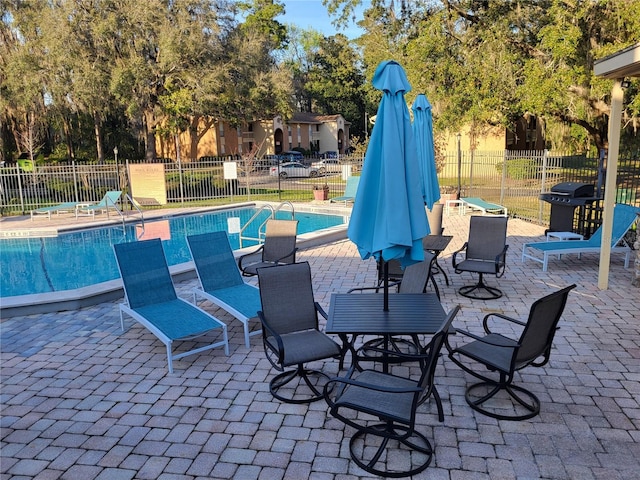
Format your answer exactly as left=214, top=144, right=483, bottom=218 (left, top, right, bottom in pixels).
left=0, top=207, right=346, bottom=298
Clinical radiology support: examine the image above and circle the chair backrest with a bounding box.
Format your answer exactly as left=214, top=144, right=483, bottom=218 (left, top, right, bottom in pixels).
left=187, top=231, right=243, bottom=292
left=465, top=215, right=508, bottom=261
left=344, top=176, right=360, bottom=197
left=113, top=239, right=177, bottom=309
left=417, top=306, right=460, bottom=391
left=257, top=262, right=318, bottom=335
left=587, top=203, right=639, bottom=246
left=398, top=252, right=436, bottom=294
left=101, top=190, right=122, bottom=207
left=262, top=219, right=298, bottom=264
left=426, top=203, right=444, bottom=235
left=514, top=284, right=576, bottom=368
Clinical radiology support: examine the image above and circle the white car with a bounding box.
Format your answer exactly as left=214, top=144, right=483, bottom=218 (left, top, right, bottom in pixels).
left=269, top=161, right=319, bottom=178
left=311, top=159, right=343, bottom=175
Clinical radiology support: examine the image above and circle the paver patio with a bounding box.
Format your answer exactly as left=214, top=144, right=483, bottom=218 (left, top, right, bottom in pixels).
left=1, top=208, right=639, bottom=479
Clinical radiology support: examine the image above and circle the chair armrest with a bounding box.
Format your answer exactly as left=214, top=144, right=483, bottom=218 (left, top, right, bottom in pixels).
left=482, top=312, right=526, bottom=334
left=494, top=245, right=509, bottom=277
left=257, top=311, right=285, bottom=362
left=274, top=247, right=298, bottom=264
left=238, top=245, right=264, bottom=269
left=451, top=242, right=468, bottom=269
left=315, top=302, right=328, bottom=320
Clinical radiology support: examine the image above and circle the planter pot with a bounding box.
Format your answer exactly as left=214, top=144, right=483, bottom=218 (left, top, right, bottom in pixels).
left=313, top=189, right=329, bottom=201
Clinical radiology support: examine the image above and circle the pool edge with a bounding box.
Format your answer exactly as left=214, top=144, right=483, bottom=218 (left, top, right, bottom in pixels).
left=0, top=221, right=349, bottom=319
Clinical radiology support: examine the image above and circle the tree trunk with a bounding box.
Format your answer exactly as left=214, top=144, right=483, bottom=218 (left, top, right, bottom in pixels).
left=93, top=111, right=104, bottom=164
left=143, top=109, right=158, bottom=161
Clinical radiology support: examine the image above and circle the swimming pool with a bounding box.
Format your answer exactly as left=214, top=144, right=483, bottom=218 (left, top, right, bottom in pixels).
left=0, top=206, right=347, bottom=298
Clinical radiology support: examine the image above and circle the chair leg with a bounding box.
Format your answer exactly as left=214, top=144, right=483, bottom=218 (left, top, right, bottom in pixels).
left=458, top=273, right=503, bottom=300
left=348, top=422, right=433, bottom=478
left=269, top=364, right=331, bottom=404
left=465, top=380, right=540, bottom=421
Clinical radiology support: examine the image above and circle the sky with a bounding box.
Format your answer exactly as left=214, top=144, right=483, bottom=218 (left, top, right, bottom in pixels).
left=278, top=0, right=370, bottom=39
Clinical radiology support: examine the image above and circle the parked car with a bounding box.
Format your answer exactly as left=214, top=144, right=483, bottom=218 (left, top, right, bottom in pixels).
left=311, top=158, right=343, bottom=175
left=319, top=151, right=338, bottom=159
left=270, top=162, right=319, bottom=178
left=278, top=151, right=305, bottom=162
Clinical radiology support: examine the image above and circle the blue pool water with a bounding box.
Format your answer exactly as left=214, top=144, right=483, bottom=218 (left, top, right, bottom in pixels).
left=0, top=207, right=346, bottom=298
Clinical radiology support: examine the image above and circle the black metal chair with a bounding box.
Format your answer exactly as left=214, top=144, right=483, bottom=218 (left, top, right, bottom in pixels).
left=452, top=215, right=508, bottom=299
left=425, top=203, right=450, bottom=285
left=256, top=262, right=341, bottom=404
left=324, top=306, right=460, bottom=478
left=446, top=284, right=576, bottom=420
left=239, top=219, right=298, bottom=276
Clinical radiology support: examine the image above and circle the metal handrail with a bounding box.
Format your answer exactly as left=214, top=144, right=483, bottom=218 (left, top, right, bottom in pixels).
left=238, top=202, right=296, bottom=248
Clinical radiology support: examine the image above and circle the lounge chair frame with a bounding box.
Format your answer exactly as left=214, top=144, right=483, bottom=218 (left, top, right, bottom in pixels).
left=521, top=203, right=640, bottom=272
left=187, top=231, right=262, bottom=349
left=461, top=197, right=508, bottom=216
left=114, top=239, right=229, bottom=373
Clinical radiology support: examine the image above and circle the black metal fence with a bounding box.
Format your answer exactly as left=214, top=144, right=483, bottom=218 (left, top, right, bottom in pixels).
left=2, top=151, right=638, bottom=227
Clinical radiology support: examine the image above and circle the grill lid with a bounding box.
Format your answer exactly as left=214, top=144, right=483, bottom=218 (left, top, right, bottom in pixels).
left=549, top=182, right=594, bottom=197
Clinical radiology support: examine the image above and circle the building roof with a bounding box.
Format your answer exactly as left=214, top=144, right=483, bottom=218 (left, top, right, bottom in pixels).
left=289, top=112, right=350, bottom=125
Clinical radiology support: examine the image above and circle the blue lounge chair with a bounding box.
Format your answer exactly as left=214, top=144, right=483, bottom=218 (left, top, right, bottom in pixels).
left=31, top=202, right=79, bottom=220
left=521, top=203, right=640, bottom=272
left=187, top=231, right=262, bottom=349
left=461, top=197, right=507, bottom=216
left=330, top=176, right=360, bottom=204
left=114, top=239, right=229, bottom=373
left=76, top=190, right=122, bottom=218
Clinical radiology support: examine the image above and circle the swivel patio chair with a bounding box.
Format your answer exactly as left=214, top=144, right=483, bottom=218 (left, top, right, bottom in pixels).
left=324, top=306, right=460, bottom=478
left=257, top=261, right=341, bottom=403
left=425, top=202, right=450, bottom=285
left=238, top=219, right=298, bottom=276
left=113, top=239, right=229, bottom=373
left=446, top=284, right=575, bottom=420
left=187, top=231, right=262, bottom=349
left=452, top=215, right=509, bottom=299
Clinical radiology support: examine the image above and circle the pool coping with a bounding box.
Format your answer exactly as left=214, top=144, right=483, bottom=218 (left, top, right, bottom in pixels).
left=0, top=202, right=351, bottom=318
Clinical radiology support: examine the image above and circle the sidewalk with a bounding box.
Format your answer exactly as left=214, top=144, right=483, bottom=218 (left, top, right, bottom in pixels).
left=1, top=212, right=639, bottom=479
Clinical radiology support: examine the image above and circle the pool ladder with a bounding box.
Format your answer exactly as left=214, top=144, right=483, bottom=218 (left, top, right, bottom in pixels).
left=238, top=201, right=295, bottom=248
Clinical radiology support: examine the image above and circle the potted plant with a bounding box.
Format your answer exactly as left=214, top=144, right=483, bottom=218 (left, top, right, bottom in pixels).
left=313, top=183, right=330, bottom=201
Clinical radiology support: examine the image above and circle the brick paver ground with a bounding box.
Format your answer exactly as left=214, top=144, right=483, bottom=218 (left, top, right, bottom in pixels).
left=1, top=207, right=639, bottom=479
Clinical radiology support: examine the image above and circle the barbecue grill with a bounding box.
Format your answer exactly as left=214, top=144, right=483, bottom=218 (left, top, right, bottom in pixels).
left=540, top=182, right=601, bottom=237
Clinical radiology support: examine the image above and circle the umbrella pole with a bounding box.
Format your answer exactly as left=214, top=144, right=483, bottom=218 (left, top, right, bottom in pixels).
left=383, top=260, right=389, bottom=311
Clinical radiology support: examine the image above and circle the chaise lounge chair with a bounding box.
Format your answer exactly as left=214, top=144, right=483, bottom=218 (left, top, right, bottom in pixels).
left=76, top=190, right=122, bottom=218
left=114, top=239, right=229, bottom=373
left=330, top=176, right=360, bottom=205
left=187, top=231, right=262, bottom=349
left=521, top=203, right=640, bottom=272
left=31, top=201, right=80, bottom=220
left=461, top=197, right=508, bottom=216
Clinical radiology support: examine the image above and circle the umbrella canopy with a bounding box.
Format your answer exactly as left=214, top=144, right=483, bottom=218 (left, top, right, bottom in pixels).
left=412, top=94, right=441, bottom=209
left=348, top=61, right=429, bottom=308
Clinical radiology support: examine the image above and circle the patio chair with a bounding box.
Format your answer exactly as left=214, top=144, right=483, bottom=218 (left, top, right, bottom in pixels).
left=238, top=219, right=298, bottom=276
left=257, top=261, right=341, bottom=403
left=31, top=201, right=79, bottom=220
left=446, top=284, right=575, bottom=420
left=521, top=203, right=640, bottom=272
left=113, top=239, right=229, bottom=373
left=324, top=306, right=460, bottom=477
left=452, top=215, right=509, bottom=299
left=461, top=197, right=508, bottom=216
left=187, top=231, right=261, bottom=349
left=76, top=190, right=122, bottom=218
left=330, top=175, right=360, bottom=204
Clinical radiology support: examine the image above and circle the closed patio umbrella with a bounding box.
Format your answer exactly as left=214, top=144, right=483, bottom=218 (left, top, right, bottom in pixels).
left=347, top=60, right=429, bottom=310
left=412, top=94, right=441, bottom=209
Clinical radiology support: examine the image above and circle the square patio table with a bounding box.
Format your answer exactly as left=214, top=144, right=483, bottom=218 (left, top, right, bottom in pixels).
left=326, top=292, right=447, bottom=370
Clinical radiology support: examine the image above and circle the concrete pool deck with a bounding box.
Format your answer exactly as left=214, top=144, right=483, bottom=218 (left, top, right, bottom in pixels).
left=1, top=207, right=639, bottom=479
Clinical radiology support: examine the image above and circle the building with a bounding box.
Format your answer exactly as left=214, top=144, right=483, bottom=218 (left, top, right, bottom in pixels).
left=156, top=112, right=351, bottom=161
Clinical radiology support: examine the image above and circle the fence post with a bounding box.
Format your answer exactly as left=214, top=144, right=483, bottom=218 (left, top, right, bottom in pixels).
left=72, top=160, right=79, bottom=203
left=500, top=150, right=507, bottom=206
left=16, top=163, right=25, bottom=214
left=539, top=149, right=549, bottom=225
